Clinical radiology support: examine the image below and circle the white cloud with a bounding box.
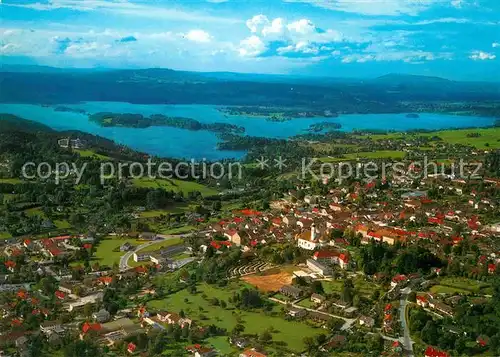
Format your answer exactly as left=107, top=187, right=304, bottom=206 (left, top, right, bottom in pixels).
left=238, top=35, right=267, bottom=57
left=287, top=19, right=317, bottom=35
left=493, top=42, right=500, bottom=48
left=469, top=50, right=496, bottom=60
left=262, top=18, right=287, bottom=38
left=184, top=30, right=212, bottom=43
left=277, top=41, right=319, bottom=55
left=341, top=50, right=452, bottom=63
left=3, top=0, right=240, bottom=24
left=243, top=15, right=347, bottom=56
left=246, top=15, right=270, bottom=34
left=284, top=0, right=441, bottom=16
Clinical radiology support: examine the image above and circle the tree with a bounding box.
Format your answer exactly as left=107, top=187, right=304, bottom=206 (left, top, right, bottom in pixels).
left=259, top=330, right=273, bottom=345
left=83, top=303, right=93, bottom=318
left=303, top=336, right=316, bottom=353
left=232, top=323, right=245, bottom=336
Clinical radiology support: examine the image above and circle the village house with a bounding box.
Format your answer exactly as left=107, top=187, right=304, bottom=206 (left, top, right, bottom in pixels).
left=358, top=315, right=375, bottom=328
left=240, top=348, right=267, bottom=357
left=186, top=344, right=216, bottom=357
left=391, top=274, right=408, bottom=288
left=287, top=307, right=307, bottom=318
left=416, top=295, right=428, bottom=308
left=133, top=252, right=151, bottom=263
left=120, top=242, right=133, bottom=252
left=66, top=292, right=103, bottom=312
left=40, top=321, right=65, bottom=336
left=279, top=285, right=303, bottom=299
left=311, top=293, right=326, bottom=304
left=306, top=259, right=332, bottom=276
left=312, top=250, right=351, bottom=269
left=92, top=309, right=111, bottom=323
left=156, top=311, right=192, bottom=328
left=424, top=346, right=450, bottom=357
left=139, top=232, right=158, bottom=241
left=230, top=337, right=249, bottom=349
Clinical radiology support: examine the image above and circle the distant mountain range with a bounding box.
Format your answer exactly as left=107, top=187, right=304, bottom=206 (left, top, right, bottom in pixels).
left=0, top=64, right=472, bottom=83
left=0, top=65, right=499, bottom=112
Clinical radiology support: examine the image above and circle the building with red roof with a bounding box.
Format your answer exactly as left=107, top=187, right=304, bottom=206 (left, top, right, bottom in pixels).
left=424, top=346, right=450, bottom=357
left=5, top=260, right=16, bottom=272
left=488, top=263, right=497, bottom=274
left=127, top=342, right=137, bottom=354
left=391, top=274, right=408, bottom=287
left=416, top=295, right=428, bottom=307
left=81, top=322, right=102, bottom=335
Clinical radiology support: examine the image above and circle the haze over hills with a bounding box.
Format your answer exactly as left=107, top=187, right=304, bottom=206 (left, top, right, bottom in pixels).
left=2, top=64, right=498, bottom=83
left=1, top=66, right=499, bottom=113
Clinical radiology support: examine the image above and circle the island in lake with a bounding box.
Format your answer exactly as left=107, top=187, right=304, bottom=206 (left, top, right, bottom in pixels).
left=220, top=106, right=339, bottom=121
left=54, top=106, right=87, bottom=114
left=307, top=122, right=342, bottom=132
left=89, top=112, right=245, bottom=134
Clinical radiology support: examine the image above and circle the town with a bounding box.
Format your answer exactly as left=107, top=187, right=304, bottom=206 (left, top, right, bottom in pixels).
left=0, top=143, right=499, bottom=357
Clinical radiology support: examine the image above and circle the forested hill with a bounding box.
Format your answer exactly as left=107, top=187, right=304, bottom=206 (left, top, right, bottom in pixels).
left=0, top=114, right=147, bottom=163
left=1, top=68, right=500, bottom=111
left=0, top=113, right=53, bottom=133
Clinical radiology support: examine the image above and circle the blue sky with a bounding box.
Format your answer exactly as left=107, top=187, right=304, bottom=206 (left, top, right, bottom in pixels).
left=1, top=0, right=499, bottom=79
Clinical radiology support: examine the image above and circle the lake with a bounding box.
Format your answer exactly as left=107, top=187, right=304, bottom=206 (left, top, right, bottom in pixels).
left=0, top=102, right=495, bottom=160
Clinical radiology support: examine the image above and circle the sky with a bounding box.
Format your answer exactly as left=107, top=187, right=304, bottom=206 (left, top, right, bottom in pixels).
left=1, top=0, right=499, bottom=80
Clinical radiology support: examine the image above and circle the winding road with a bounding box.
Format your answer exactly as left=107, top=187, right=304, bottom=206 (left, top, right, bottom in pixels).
left=399, top=287, right=415, bottom=357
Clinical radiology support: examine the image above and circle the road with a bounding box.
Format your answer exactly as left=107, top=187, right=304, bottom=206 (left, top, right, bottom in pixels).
left=269, top=297, right=356, bottom=330
left=399, top=287, right=415, bottom=357
left=119, top=234, right=190, bottom=271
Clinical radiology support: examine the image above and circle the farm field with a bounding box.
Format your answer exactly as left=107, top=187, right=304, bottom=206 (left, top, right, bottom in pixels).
left=319, top=150, right=406, bottom=162
left=357, top=127, right=500, bottom=149
left=132, top=177, right=218, bottom=197
left=147, top=283, right=323, bottom=353
left=241, top=268, right=293, bottom=292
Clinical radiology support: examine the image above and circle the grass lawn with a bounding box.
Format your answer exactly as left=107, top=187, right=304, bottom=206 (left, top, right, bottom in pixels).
left=321, top=277, right=379, bottom=297
left=0, top=231, right=12, bottom=240
left=159, top=225, right=196, bottom=235
left=0, top=178, right=22, bottom=184
left=147, top=283, right=323, bottom=353
left=94, top=237, right=143, bottom=266
left=205, top=336, right=238, bottom=356
left=136, top=237, right=183, bottom=253
left=132, top=177, right=218, bottom=197
left=75, top=149, right=110, bottom=160
left=54, top=220, right=71, bottom=229
left=24, top=207, right=47, bottom=218
left=297, top=298, right=316, bottom=308
left=430, top=285, right=471, bottom=295
left=319, top=150, right=406, bottom=162
left=430, top=277, right=492, bottom=295
left=138, top=205, right=190, bottom=218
